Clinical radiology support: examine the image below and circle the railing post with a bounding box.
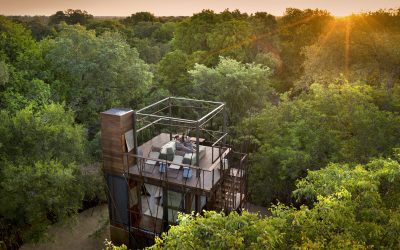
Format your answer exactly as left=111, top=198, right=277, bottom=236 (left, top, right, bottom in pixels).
left=196, top=121, right=200, bottom=178
left=133, top=111, right=138, bottom=156
left=212, top=169, right=214, bottom=186
left=169, top=97, right=172, bottom=141
left=222, top=105, right=227, bottom=145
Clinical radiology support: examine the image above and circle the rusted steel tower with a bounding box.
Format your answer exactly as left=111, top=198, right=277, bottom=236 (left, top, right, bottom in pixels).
left=101, top=97, right=248, bottom=248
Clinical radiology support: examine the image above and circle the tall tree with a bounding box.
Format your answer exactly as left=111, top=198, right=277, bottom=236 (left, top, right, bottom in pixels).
left=243, top=82, right=400, bottom=205
left=49, top=9, right=93, bottom=25
left=0, top=16, right=41, bottom=71
left=41, top=24, right=153, bottom=131
left=190, top=57, right=274, bottom=124
left=278, top=8, right=333, bottom=90
left=0, top=103, right=87, bottom=244
left=150, top=156, right=400, bottom=249
left=299, top=17, right=400, bottom=91
left=156, top=50, right=192, bottom=96
left=123, top=12, right=157, bottom=26
left=174, top=10, right=219, bottom=54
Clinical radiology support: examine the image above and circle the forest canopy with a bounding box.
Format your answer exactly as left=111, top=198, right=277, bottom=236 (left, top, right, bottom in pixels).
left=0, top=7, right=399, bottom=249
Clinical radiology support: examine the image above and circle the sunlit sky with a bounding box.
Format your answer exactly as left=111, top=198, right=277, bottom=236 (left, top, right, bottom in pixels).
left=0, top=0, right=399, bottom=17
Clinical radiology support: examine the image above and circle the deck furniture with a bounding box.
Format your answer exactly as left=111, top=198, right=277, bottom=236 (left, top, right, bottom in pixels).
left=182, top=166, right=193, bottom=178
left=182, top=145, right=207, bottom=165
left=143, top=148, right=160, bottom=173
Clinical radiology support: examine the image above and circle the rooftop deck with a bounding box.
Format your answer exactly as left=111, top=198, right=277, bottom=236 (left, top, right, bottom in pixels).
left=128, top=133, right=230, bottom=191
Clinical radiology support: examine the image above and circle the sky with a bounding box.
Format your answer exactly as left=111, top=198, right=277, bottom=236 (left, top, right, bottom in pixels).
left=0, top=0, right=399, bottom=17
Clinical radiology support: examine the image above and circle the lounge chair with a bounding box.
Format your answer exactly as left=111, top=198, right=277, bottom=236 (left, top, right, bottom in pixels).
left=168, top=151, right=185, bottom=178
left=143, top=147, right=161, bottom=173
left=159, top=141, right=176, bottom=161
left=182, top=145, right=207, bottom=165
left=169, top=150, right=185, bottom=169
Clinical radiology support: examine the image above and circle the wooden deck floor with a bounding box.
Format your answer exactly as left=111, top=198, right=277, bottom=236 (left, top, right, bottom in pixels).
left=128, top=133, right=229, bottom=191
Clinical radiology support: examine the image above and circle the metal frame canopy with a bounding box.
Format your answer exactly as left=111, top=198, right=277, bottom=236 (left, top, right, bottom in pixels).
left=132, top=97, right=227, bottom=167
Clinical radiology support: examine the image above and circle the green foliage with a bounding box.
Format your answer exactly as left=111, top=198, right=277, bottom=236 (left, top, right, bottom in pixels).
left=8, top=16, right=51, bottom=41
left=300, top=16, right=400, bottom=91
left=149, top=211, right=283, bottom=250
left=157, top=50, right=192, bottom=96
left=42, top=24, right=153, bottom=129
left=0, top=103, right=88, bottom=243
left=174, top=10, right=279, bottom=65
left=128, top=37, right=164, bottom=64
left=292, top=157, right=400, bottom=248
left=0, top=161, right=84, bottom=242
left=0, top=64, right=51, bottom=112
left=0, top=16, right=42, bottom=72
left=0, top=103, right=86, bottom=165
left=278, top=8, right=333, bottom=89
left=150, top=157, right=400, bottom=249
left=86, top=19, right=125, bottom=35
left=190, top=57, right=274, bottom=123
left=0, top=60, right=9, bottom=85
left=133, top=21, right=162, bottom=39
left=49, top=9, right=93, bottom=26
left=206, top=20, right=252, bottom=62
left=244, top=82, right=400, bottom=205
left=1, top=7, right=400, bottom=248
left=174, top=10, right=220, bottom=54
left=123, top=12, right=157, bottom=26
left=24, top=17, right=51, bottom=40
left=152, top=22, right=177, bottom=43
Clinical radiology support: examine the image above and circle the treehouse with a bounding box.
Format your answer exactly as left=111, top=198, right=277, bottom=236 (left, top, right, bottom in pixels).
left=101, top=97, right=248, bottom=248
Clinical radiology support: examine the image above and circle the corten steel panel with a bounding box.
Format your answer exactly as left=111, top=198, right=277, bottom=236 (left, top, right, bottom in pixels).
left=101, top=108, right=134, bottom=171
left=107, top=174, right=129, bottom=226
left=109, top=225, right=129, bottom=247
left=101, top=138, right=125, bottom=151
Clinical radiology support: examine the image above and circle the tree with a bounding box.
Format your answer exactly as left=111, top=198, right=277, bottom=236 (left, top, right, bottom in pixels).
left=206, top=20, right=252, bottom=63
left=0, top=17, right=49, bottom=112
left=243, top=82, right=400, bottom=205
left=11, top=16, right=51, bottom=40
left=277, top=8, right=333, bottom=90
left=0, top=161, right=84, bottom=243
left=133, top=21, right=162, bottom=39
left=156, top=50, right=192, bottom=96
left=189, top=57, right=274, bottom=124
left=174, top=10, right=219, bottom=54
left=248, top=12, right=279, bottom=61
left=152, top=22, right=177, bottom=43
left=0, top=69, right=51, bottom=113
left=299, top=17, right=400, bottom=91
left=41, top=24, right=153, bottom=131
left=149, top=211, right=283, bottom=249
left=64, top=9, right=93, bottom=25
left=150, top=156, right=400, bottom=249
left=129, top=37, right=162, bottom=64
left=0, top=103, right=87, bottom=244
left=86, top=19, right=125, bottom=35
left=0, top=103, right=86, bottom=165
left=49, top=9, right=93, bottom=25
left=292, top=157, right=400, bottom=248
left=48, top=11, right=66, bottom=26
left=0, top=16, right=41, bottom=71
left=123, top=12, right=157, bottom=26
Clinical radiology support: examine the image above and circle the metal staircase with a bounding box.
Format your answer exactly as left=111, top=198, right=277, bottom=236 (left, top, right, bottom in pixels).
left=213, top=152, right=247, bottom=212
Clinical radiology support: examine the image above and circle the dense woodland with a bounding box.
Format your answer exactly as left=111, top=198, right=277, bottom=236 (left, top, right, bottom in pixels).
left=0, top=8, right=400, bottom=249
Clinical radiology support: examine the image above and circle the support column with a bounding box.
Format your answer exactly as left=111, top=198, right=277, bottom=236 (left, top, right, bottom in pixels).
left=101, top=108, right=134, bottom=248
